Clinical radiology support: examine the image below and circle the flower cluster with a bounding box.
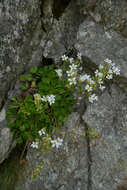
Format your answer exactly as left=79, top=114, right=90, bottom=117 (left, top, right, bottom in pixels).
left=62, top=53, right=81, bottom=86
left=50, top=137, right=63, bottom=148
left=79, top=74, right=90, bottom=82
left=77, top=52, right=82, bottom=60
left=88, top=93, right=98, bottom=103
left=38, top=129, right=46, bottom=136
left=30, top=141, right=39, bottom=149
left=61, top=55, right=68, bottom=61
left=78, top=58, right=120, bottom=103
left=30, top=136, right=63, bottom=149
left=34, top=93, right=56, bottom=112
left=41, top=95, right=55, bottom=106
left=104, top=58, right=120, bottom=79
left=67, top=63, right=78, bottom=85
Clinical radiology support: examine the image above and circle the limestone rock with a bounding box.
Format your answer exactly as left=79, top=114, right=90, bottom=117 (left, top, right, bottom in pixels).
left=0, top=108, right=15, bottom=164
left=82, top=84, right=127, bottom=190
left=0, top=0, right=127, bottom=190
left=15, top=113, right=89, bottom=190
left=0, top=0, right=43, bottom=109
left=75, top=20, right=127, bottom=79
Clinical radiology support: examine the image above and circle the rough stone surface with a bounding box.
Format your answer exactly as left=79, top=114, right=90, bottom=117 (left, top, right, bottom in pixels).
left=0, top=0, right=43, bottom=109
left=83, top=84, right=127, bottom=190
left=75, top=20, right=127, bottom=79
left=0, top=0, right=127, bottom=190
left=15, top=113, right=88, bottom=190
left=0, top=107, right=15, bottom=164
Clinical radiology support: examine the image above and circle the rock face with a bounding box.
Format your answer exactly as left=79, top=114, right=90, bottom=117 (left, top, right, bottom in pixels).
left=0, top=0, right=127, bottom=190
left=0, top=108, right=15, bottom=164
left=15, top=113, right=89, bottom=190
left=0, top=0, right=44, bottom=109
left=0, top=0, right=43, bottom=165
left=83, top=85, right=127, bottom=190
left=75, top=20, right=127, bottom=78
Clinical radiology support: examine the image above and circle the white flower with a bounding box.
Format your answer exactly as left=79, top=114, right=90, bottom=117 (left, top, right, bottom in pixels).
left=61, top=55, right=68, bottom=61
left=30, top=141, right=39, bottom=149
left=89, top=94, right=98, bottom=103
left=69, top=63, right=77, bottom=71
left=95, top=70, right=99, bottom=76
left=38, top=129, right=46, bottom=136
left=69, top=58, right=74, bottom=63
left=108, top=69, right=113, bottom=74
left=98, top=78, right=103, bottom=84
left=67, top=70, right=75, bottom=77
left=77, top=52, right=82, bottom=60
left=79, top=75, right=86, bottom=82
left=106, top=74, right=113, bottom=79
left=41, top=96, right=47, bottom=102
left=99, top=85, right=105, bottom=91
left=85, top=84, right=93, bottom=92
left=47, top=95, right=55, bottom=105
left=89, top=79, right=95, bottom=85
left=95, top=70, right=103, bottom=78
left=50, top=137, right=63, bottom=149
left=80, top=74, right=90, bottom=81
left=111, top=62, right=115, bottom=67
left=104, top=58, right=112, bottom=64
left=41, top=95, right=55, bottom=105
left=68, top=77, right=77, bottom=85
left=112, top=66, right=120, bottom=75
left=99, top=64, right=104, bottom=69
left=55, top=69, right=62, bottom=77
left=79, top=74, right=94, bottom=83
left=98, top=72, right=103, bottom=78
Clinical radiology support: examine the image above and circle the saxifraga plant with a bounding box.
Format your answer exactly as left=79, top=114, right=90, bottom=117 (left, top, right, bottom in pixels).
left=6, top=64, right=75, bottom=159
left=6, top=53, right=120, bottom=163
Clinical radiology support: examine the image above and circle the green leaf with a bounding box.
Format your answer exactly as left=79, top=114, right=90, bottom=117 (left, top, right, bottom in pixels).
left=24, top=74, right=33, bottom=81
left=30, top=66, right=38, bottom=74
left=19, top=125, right=26, bottom=132
left=20, top=74, right=33, bottom=82
left=20, top=75, right=26, bottom=82
left=20, top=84, right=29, bottom=91
left=10, top=97, right=16, bottom=102
left=17, top=137, right=23, bottom=144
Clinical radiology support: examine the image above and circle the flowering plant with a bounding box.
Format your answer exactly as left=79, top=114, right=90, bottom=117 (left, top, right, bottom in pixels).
left=6, top=53, right=120, bottom=162
left=6, top=64, right=75, bottom=152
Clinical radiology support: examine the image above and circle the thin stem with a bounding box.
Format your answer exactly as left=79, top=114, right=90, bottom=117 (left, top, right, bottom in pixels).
left=19, top=139, right=29, bottom=161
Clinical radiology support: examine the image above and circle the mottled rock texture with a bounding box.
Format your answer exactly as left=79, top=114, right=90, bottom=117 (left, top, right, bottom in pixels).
left=15, top=113, right=88, bottom=190
left=0, top=0, right=127, bottom=190
left=0, top=108, right=15, bottom=164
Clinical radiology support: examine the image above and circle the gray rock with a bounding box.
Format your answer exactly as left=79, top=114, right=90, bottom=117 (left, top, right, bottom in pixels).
left=75, top=20, right=127, bottom=78
left=42, top=0, right=84, bottom=62
left=82, top=84, right=127, bottom=190
left=15, top=113, right=88, bottom=190
left=0, top=0, right=127, bottom=190
left=0, top=109, right=15, bottom=164
left=0, top=0, right=43, bottom=109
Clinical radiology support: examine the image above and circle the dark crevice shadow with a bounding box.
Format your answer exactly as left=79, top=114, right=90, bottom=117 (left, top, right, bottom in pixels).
left=52, top=0, right=71, bottom=20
